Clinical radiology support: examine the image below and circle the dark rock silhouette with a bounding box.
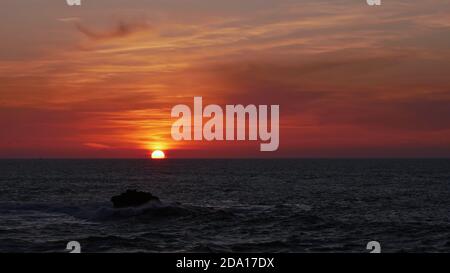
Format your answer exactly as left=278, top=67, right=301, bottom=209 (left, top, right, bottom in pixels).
left=111, top=189, right=160, bottom=208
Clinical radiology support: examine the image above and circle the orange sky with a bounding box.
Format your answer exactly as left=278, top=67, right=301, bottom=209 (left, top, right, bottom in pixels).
left=1, top=0, right=450, bottom=158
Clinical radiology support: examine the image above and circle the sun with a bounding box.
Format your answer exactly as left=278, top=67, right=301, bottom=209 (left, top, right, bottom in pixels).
left=151, top=150, right=166, bottom=159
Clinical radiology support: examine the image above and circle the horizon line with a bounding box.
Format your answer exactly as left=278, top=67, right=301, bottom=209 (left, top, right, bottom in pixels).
left=0, top=157, right=449, bottom=160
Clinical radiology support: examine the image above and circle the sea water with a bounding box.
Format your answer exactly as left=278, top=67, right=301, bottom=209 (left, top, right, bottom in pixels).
left=0, top=159, right=449, bottom=253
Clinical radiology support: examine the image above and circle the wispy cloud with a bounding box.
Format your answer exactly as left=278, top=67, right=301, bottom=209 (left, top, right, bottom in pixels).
left=75, top=20, right=153, bottom=41
left=84, top=143, right=111, bottom=149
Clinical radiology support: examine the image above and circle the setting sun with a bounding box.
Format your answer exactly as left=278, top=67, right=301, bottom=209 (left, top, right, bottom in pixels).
left=151, top=150, right=166, bottom=159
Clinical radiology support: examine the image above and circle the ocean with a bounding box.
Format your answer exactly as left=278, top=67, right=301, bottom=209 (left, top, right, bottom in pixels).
left=0, top=159, right=449, bottom=253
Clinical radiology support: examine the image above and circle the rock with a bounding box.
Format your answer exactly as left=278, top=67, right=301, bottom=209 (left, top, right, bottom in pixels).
left=111, top=189, right=160, bottom=208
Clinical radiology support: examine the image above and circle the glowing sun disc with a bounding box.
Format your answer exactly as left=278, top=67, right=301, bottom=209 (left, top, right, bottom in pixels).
left=151, top=150, right=165, bottom=159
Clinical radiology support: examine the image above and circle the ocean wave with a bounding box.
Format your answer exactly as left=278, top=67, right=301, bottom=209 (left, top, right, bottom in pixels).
left=0, top=200, right=312, bottom=218
left=0, top=201, right=253, bottom=223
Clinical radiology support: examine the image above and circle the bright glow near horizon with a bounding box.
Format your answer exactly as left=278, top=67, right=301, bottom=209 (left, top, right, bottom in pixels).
left=151, top=150, right=166, bottom=159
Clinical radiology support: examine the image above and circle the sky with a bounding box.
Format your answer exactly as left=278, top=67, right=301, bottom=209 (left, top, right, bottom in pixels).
left=1, top=0, right=450, bottom=158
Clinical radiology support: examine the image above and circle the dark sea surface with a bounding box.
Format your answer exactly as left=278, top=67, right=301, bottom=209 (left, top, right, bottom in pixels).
left=0, top=159, right=449, bottom=253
